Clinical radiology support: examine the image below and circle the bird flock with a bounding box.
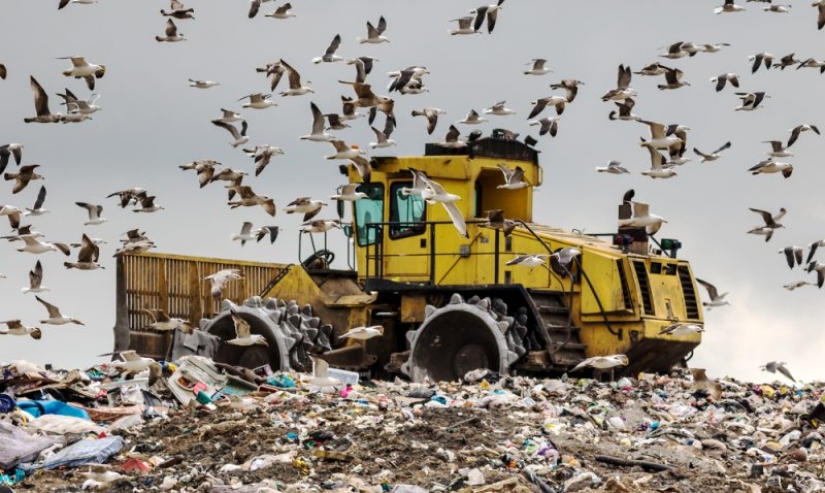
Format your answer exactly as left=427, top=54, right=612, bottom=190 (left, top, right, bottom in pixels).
left=1, top=1, right=824, bottom=381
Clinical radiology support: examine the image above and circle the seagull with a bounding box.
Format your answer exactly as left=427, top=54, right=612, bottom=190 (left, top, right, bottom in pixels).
left=484, top=101, right=516, bottom=116
left=369, top=118, right=397, bottom=148
left=748, top=159, right=793, bottom=178
left=0, top=143, right=23, bottom=175
left=339, top=325, right=384, bottom=341
left=22, top=260, right=49, bottom=294
left=618, top=201, right=667, bottom=232
left=608, top=98, right=639, bottom=121
left=312, top=34, right=343, bottom=64
left=0, top=204, right=22, bottom=230
left=308, top=355, right=340, bottom=388
left=419, top=174, right=468, bottom=238
left=346, top=155, right=372, bottom=182
left=216, top=108, right=242, bottom=124
left=528, top=96, right=567, bottom=119
left=211, top=119, right=249, bottom=147
left=765, top=3, right=792, bottom=12
left=227, top=307, right=268, bottom=346
left=300, top=219, right=341, bottom=233
left=764, top=140, right=793, bottom=158
left=358, top=16, right=389, bottom=44
left=735, top=91, right=770, bottom=111
left=657, top=67, right=690, bottom=90
left=113, top=239, right=156, bottom=257
left=528, top=116, right=560, bottom=137
left=787, top=124, right=820, bottom=147
left=230, top=222, right=259, bottom=246
left=816, top=0, right=825, bottom=30
left=457, top=109, right=487, bottom=125
left=24, top=76, right=61, bottom=123
left=411, top=108, right=446, bottom=134
left=160, top=0, right=194, bottom=19
left=210, top=168, right=248, bottom=194
left=64, top=233, right=103, bottom=270
left=748, top=52, right=774, bottom=73
left=55, top=89, right=102, bottom=115
left=247, top=0, right=269, bottom=18
left=204, top=269, right=242, bottom=299
left=76, top=202, right=106, bottom=225
left=760, top=361, right=795, bottom=382
left=596, top=160, right=630, bottom=174
left=506, top=254, right=550, bottom=268
left=300, top=102, right=334, bottom=142
left=635, top=62, right=670, bottom=76
left=523, top=59, right=552, bottom=75
left=750, top=207, right=786, bottom=232
left=58, top=56, right=105, bottom=91
left=243, top=145, right=283, bottom=177
left=107, top=187, right=147, bottom=208
left=256, top=61, right=286, bottom=91
left=36, top=295, right=84, bottom=325
left=710, top=73, right=739, bottom=92
left=449, top=15, right=479, bottom=35
left=284, top=197, right=327, bottom=222
left=601, top=64, right=636, bottom=101
left=549, top=79, right=585, bottom=103
left=5, top=164, right=43, bottom=194
left=325, top=140, right=365, bottom=160
left=638, top=120, right=683, bottom=150
left=330, top=183, right=367, bottom=201
left=344, top=56, right=378, bottom=84
left=227, top=185, right=276, bottom=216
left=774, top=53, right=800, bottom=70
left=806, top=239, right=825, bottom=264
left=658, top=323, right=704, bottom=336
left=238, top=92, right=277, bottom=109
left=255, top=226, right=280, bottom=245
left=702, top=42, right=731, bottom=53
left=400, top=168, right=430, bottom=197
left=188, top=78, right=219, bottom=89
left=796, top=58, right=825, bottom=73
left=58, top=0, right=97, bottom=9
left=279, top=59, right=314, bottom=96
left=470, top=0, right=506, bottom=34
left=440, top=125, right=467, bottom=149
left=0, top=320, right=41, bottom=339
left=779, top=246, right=804, bottom=269
left=264, top=2, right=295, bottom=19
left=659, top=42, right=688, bottom=59
left=109, top=350, right=158, bottom=374
left=480, top=209, right=517, bottom=236
left=497, top=163, right=529, bottom=190
left=133, top=195, right=165, bottom=213
left=784, top=280, right=815, bottom=291
left=570, top=355, right=629, bottom=380
left=697, top=279, right=730, bottom=310
left=325, top=112, right=350, bottom=131
left=23, top=185, right=48, bottom=217
left=808, top=261, right=825, bottom=287
left=155, top=19, right=185, bottom=42
left=693, top=142, right=731, bottom=162
left=714, top=0, right=746, bottom=14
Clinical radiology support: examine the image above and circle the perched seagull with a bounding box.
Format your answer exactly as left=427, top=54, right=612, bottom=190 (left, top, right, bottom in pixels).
left=5, top=164, right=43, bottom=194
left=779, top=245, right=804, bottom=269
left=596, top=160, right=630, bottom=174
left=748, top=159, right=793, bottom=178
left=784, top=280, right=815, bottom=291
left=300, top=219, right=341, bottom=233
left=358, top=16, right=389, bottom=44
left=325, top=140, right=365, bottom=160
left=279, top=59, right=314, bottom=96
left=528, top=116, right=560, bottom=137
left=618, top=201, right=667, bottom=233
left=369, top=118, right=397, bottom=148
left=697, top=279, right=730, bottom=310
left=313, top=34, right=343, bottom=64
left=550, top=79, right=585, bottom=103
left=419, top=174, right=468, bottom=238
left=523, top=59, right=552, bottom=75
left=284, top=197, right=326, bottom=222
left=787, top=124, right=820, bottom=147
left=470, top=0, right=506, bottom=33
left=155, top=19, right=185, bottom=42
left=483, top=101, right=516, bottom=116
left=227, top=307, right=267, bottom=346
left=160, top=0, right=194, bottom=19
left=243, top=145, right=283, bottom=176
left=710, top=73, right=739, bottom=92
left=714, top=0, right=746, bottom=14
left=0, top=320, right=41, bottom=340
left=22, top=260, right=49, bottom=294
left=264, top=2, right=296, bottom=19
left=64, top=234, right=103, bottom=270
left=339, top=325, right=384, bottom=341
left=497, top=163, right=529, bottom=190
left=748, top=52, right=774, bottom=73
left=528, top=96, right=567, bottom=119
left=212, top=119, right=249, bottom=148
left=449, top=15, right=479, bottom=35
left=0, top=143, right=23, bottom=175
left=806, top=239, right=825, bottom=264
left=608, top=98, right=639, bottom=121
left=658, top=323, right=704, bottom=336
left=133, top=195, right=164, bottom=213
left=204, top=269, right=242, bottom=299
left=760, top=361, right=795, bottom=382
left=601, top=64, right=636, bottom=101
left=75, top=202, right=106, bottom=225
left=657, top=67, right=690, bottom=90
left=480, top=209, right=517, bottom=236
left=188, top=78, right=219, bottom=89
left=693, top=142, right=731, bottom=162
left=23, top=185, right=48, bottom=217
left=36, top=295, right=84, bottom=325
left=239, top=92, right=277, bottom=109
left=764, top=140, right=793, bottom=158
left=24, top=76, right=61, bottom=123
left=227, top=185, right=276, bottom=217
left=59, top=56, right=105, bottom=91
left=440, top=125, right=467, bottom=149
left=330, top=183, right=367, bottom=202
left=635, top=62, right=669, bottom=77
left=300, top=102, right=334, bottom=142
left=411, top=108, right=446, bottom=134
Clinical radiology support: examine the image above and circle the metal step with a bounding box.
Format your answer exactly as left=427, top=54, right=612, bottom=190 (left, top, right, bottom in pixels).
left=527, top=289, right=586, bottom=369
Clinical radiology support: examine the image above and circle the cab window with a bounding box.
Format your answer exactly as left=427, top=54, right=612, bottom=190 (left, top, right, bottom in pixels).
left=390, top=182, right=426, bottom=239
left=354, top=183, right=384, bottom=246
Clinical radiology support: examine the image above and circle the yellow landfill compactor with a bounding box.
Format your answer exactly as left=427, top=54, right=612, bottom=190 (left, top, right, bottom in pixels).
left=118, top=132, right=704, bottom=381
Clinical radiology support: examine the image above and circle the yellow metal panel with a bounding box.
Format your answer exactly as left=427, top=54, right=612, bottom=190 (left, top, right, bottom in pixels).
left=401, top=295, right=427, bottom=323
left=580, top=251, right=628, bottom=315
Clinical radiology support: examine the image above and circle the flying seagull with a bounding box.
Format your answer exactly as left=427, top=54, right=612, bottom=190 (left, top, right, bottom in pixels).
left=59, top=56, right=105, bottom=91
left=211, top=119, right=249, bottom=148
left=596, top=160, right=630, bottom=174
left=64, top=233, right=103, bottom=270
left=735, top=91, right=770, bottom=111
left=264, top=2, right=296, bottom=19
left=748, top=52, right=774, bottom=73
left=618, top=201, right=667, bottom=233
left=284, top=197, right=327, bottom=222
left=0, top=143, right=23, bottom=175
left=161, top=0, right=194, bottom=19
left=419, top=174, right=468, bottom=238
left=523, top=59, right=552, bottom=76
left=24, top=76, right=61, bottom=123
left=470, top=0, right=506, bottom=34
left=496, top=163, right=529, bottom=190
left=760, top=361, right=795, bottom=382
left=22, top=260, right=49, bottom=294
left=0, top=320, right=41, bottom=340
left=227, top=307, right=268, bottom=346
left=528, top=116, right=559, bottom=137
left=358, top=16, right=389, bottom=44
left=778, top=246, right=804, bottom=269
left=300, top=102, right=333, bottom=142
left=748, top=159, right=793, bottom=178
left=714, top=0, right=746, bottom=14
left=601, top=64, right=636, bottom=101
left=75, top=202, right=106, bottom=226
left=155, top=19, right=185, bottom=42
left=693, top=142, right=731, bottom=162
left=36, top=295, right=84, bottom=325
left=204, top=269, right=242, bottom=299
left=312, top=34, right=343, bottom=64
left=279, top=59, right=313, bottom=95
left=411, top=108, right=446, bottom=134
left=227, top=185, right=276, bottom=216
left=550, top=79, right=585, bottom=103
left=710, top=73, right=739, bottom=92
left=787, top=124, right=820, bottom=147
left=5, top=164, right=44, bottom=194
left=696, top=279, right=730, bottom=309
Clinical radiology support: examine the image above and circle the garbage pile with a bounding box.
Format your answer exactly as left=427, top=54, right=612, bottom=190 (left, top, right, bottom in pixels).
left=1, top=357, right=825, bottom=493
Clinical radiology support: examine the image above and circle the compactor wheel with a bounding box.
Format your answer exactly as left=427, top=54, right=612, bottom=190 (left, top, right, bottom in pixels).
left=401, top=294, right=522, bottom=382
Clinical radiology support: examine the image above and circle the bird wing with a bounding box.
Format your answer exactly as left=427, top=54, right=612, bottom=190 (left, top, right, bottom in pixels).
left=248, top=0, right=260, bottom=18
left=445, top=124, right=461, bottom=142
left=35, top=295, right=61, bottom=317
left=441, top=201, right=468, bottom=238
left=696, top=278, right=719, bottom=299
left=497, top=163, right=514, bottom=183
left=310, top=102, right=325, bottom=134
left=32, top=185, right=47, bottom=210
left=749, top=207, right=774, bottom=226
left=325, top=34, right=342, bottom=57
left=77, top=234, right=96, bottom=262
left=349, top=156, right=371, bottom=181
left=230, top=308, right=251, bottom=338
left=777, top=363, right=796, bottom=382
left=30, top=76, right=51, bottom=117
left=165, top=18, right=178, bottom=36
left=212, top=119, right=241, bottom=139
left=240, top=221, right=253, bottom=235
left=30, top=260, right=43, bottom=288
left=617, top=64, right=632, bottom=89
left=376, top=15, right=387, bottom=34
left=281, top=59, right=302, bottom=88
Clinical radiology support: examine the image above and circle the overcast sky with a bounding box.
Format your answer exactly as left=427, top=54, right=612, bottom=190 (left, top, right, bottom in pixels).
left=1, top=0, right=823, bottom=384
